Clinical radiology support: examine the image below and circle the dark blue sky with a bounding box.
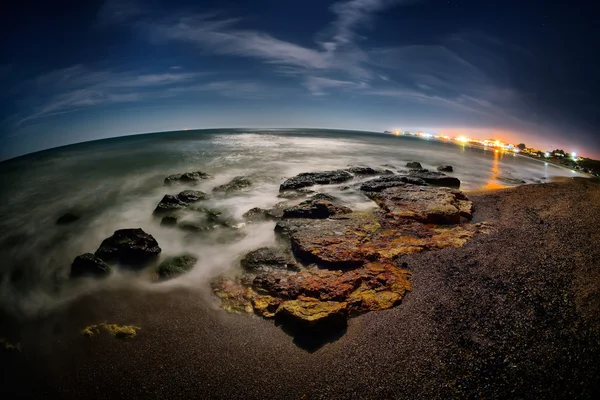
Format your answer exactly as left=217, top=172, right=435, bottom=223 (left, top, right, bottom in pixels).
left=1, top=0, right=598, bottom=160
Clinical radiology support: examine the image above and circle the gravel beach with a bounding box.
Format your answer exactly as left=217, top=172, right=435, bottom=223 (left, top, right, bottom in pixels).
left=2, top=177, right=600, bottom=399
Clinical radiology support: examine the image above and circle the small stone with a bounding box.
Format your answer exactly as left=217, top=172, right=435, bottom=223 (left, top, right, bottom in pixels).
left=437, top=165, right=454, bottom=172
left=282, top=199, right=352, bottom=219
left=280, top=170, right=353, bottom=191
left=164, top=171, right=211, bottom=186
left=160, top=216, right=179, bottom=226
left=406, top=161, right=422, bottom=169
left=240, top=247, right=299, bottom=273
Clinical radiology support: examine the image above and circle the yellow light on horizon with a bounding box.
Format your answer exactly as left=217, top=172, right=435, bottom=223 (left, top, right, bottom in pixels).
left=457, top=136, right=469, bottom=143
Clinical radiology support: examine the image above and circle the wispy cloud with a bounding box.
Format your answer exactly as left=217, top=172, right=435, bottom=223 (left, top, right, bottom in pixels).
left=15, top=66, right=211, bottom=125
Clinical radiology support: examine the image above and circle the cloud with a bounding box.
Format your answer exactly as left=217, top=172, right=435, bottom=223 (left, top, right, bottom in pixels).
left=303, top=77, right=367, bottom=95
left=14, top=66, right=212, bottom=125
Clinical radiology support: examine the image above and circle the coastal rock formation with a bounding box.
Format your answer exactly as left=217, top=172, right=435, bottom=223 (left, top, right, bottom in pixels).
left=94, top=228, right=161, bottom=266
left=406, top=161, right=422, bottom=169
left=155, top=254, right=197, bottom=280
left=367, top=185, right=473, bottom=225
left=360, top=175, right=427, bottom=192
left=406, top=169, right=461, bottom=188
left=70, top=253, right=111, bottom=278
left=282, top=199, right=352, bottom=219
left=437, top=164, right=454, bottom=172
left=345, top=166, right=394, bottom=176
left=212, top=176, right=252, bottom=193
left=153, top=190, right=208, bottom=214
left=213, top=181, right=486, bottom=346
left=164, top=171, right=211, bottom=186
left=277, top=188, right=315, bottom=199
left=240, top=247, right=299, bottom=273
left=279, top=170, right=353, bottom=191
left=56, top=213, right=80, bottom=225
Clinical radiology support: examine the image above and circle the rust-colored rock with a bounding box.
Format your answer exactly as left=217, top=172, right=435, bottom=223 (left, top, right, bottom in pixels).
left=212, top=182, right=486, bottom=347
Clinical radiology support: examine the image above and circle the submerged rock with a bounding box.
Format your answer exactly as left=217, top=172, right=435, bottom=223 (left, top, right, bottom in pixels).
left=160, top=215, right=179, bottom=226
left=57, top=213, right=80, bottom=225
left=407, top=170, right=461, bottom=188
left=95, top=228, right=161, bottom=266
left=277, top=188, right=315, bottom=199
left=360, top=175, right=427, bottom=192
left=282, top=199, right=352, bottom=219
left=437, top=165, right=454, bottom=172
left=155, top=255, right=197, bottom=280
left=279, top=170, right=353, bottom=191
left=153, top=190, right=208, bottom=214
left=164, top=171, right=211, bottom=186
left=212, top=176, right=252, bottom=193
left=70, top=253, right=111, bottom=278
left=406, top=161, right=422, bottom=169
left=497, top=176, right=526, bottom=185
left=345, top=166, right=394, bottom=176
left=240, top=247, right=299, bottom=273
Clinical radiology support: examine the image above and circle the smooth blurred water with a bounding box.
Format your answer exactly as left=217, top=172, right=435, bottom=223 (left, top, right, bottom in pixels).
left=0, top=128, right=584, bottom=316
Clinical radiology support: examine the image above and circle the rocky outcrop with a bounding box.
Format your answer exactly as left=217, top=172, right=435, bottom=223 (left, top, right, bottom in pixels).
left=57, top=213, right=80, bottom=225
left=243, top=203, right=288, bottom=221
left=367, top=185, right=474, bottom=225
left=153, top=190, right=208, bottom=214
left=406, top=169, right=461, bottom=188
left=345, top=166, right=394, bottom=176
left=360, top=175, right=427, bottom=192
left=155, top=254, right=197, bottom=280
left=406, top=161, right=422, bottom=169
left=279, top=170, right=353, bottom=191
left=437, top=165, right=453, bottom=172
left=95, top=228, right=161, bottom=266
left=282, top=199, right=352, bottom=219
left=240, top=247, right=299, bottom=273
left=164, top=171, right=211, bottom=186
left=70, top=253, right=111, bottom=278
left=212, top=180, right=488, bottom=348
left=213, top=176, right=252, bottom=193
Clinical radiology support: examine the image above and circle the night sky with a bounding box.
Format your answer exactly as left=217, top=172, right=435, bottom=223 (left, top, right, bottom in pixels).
left=1, top=0, right=598, bottom=160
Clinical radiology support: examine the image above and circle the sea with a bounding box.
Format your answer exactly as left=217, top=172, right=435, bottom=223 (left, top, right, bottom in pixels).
left=0, top=128, right=585, bottom=317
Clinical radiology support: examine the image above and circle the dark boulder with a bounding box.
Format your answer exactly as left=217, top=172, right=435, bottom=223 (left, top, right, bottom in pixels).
left=155, top=255, right=197, bottom=280
left=406, top=162, right=422, bottom=169
left=164, top=171, right=211, bottom=186
left=94, top=228, right=161, bottom=266
left=279, top=170, right=353, bottom=191
left=213, top=176, right=252, bottom=193
left=282, top=199, right=352, bottom=219
left=57, top=213, right=80, bottom=225
left=360, top=175, right=427, bottom=192
left=240, top=247, right=299, bottom=273
left=408, top=170, right=461, bottom=188
left=153, top=190, right=208, bottom=214
left=345, top=166, right=394, bottom=176
left=437, top=165, right=454, bottom=172
left=70, top=253, right=111, bottom=278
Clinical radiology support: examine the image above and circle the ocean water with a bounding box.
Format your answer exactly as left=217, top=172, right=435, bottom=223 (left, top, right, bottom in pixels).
left=0, top=128, right=584, bottom=316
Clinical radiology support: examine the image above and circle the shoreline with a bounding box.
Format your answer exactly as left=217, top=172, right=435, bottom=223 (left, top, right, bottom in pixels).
left=2, top=178, right=600, bottom=399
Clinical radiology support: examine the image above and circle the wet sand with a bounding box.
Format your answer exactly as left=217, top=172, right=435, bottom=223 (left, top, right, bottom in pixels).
left=2, top=178, right=600, bottom=399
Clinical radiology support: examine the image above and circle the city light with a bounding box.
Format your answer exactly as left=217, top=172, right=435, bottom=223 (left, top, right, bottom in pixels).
left=456, top=136, right=469, bottom=143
